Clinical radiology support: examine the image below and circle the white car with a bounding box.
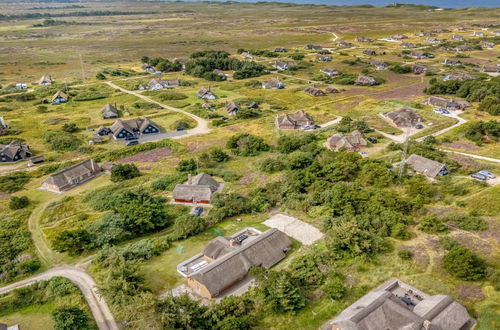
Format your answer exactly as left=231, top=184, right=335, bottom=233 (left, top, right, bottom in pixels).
left=478, top=170, right=495, bottom=179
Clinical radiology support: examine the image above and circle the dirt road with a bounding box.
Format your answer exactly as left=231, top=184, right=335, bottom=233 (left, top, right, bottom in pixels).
left=106, top=81, right=211, bottom=139
left=0, top=266, right=119, bottom=330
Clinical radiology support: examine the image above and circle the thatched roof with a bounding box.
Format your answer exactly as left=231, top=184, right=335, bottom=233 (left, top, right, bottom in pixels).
left=110, top=118, right=160, bottom=136
left=197, top=87, right=216, bottom=99
left=386, top=107, right=422, bottom=127
left=355, top=75, right=376, bottom=85
left=304, top=86, right=326, bottom=96
left=225, top=101, right=240, bottom=115
left=0, top=141, right=31, bottom=159
left=327, top=130, right=367, bottom=151
left=52, top=90, right=68, bottom=101
left=42, top=159, right=101, bottom=189
left=38, top=74, right=52, bottom=84
left=172, top=184, right=212, bottom=202
left=190, top=173, right=220, bottom=192
left=101, top=104, right=118, bottom=118
left=275, top=110, right=314, bottom=129
left=148, top=79, right=179, bottom=89
left=321, top=67, right=341, bottom=75
left=321, top=279, right=475, bottom=330
left=405, top=154, right=447, bottom=178
left=190, top=228, right=291, bottom=297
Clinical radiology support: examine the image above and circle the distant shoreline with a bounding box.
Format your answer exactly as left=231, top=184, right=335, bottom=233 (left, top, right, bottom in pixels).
left=159, top=0, right=500, bottom=9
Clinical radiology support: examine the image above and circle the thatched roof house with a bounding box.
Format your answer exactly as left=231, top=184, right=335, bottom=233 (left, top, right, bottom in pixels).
left=304, top=86, right=326, bottom=97
left=41, top=159, right=101, bottom=193
left=273, top=61, right=297, bottom=71
left=321, top=279, right=475, bottom=330
left=338, top=41, right=353, bottom=47
left=225, top=101, right=240, bottom=116
left=356, top=36, right=373, bottom=42
left=405, top=154, right=449, bottom=178
left=355, top=75, right=377, bottom=86
left=262, top=78, right=284, bottom=89
left=101, top=104, right=119, bottom=119
left=363, top=49, right=377, bottom=56
left=38, top=74, right=52, bottom=85
left=442, top=58, right=462, bottom=66
left=320, top=67, right=341, bottom=77
left=148, top=79, right=179, bottom=90
left=0, top=142, right=32, bottom=163
left=197, top=87, right=217, bottom=100
left=411, top=64, right=427, bottom=74
left=385, top=107, right=422, bottom=127
left=51, top=91, right=68, bottom=103
left=275, top=110, right=314, bottom=130
left=326, top=130, right=367, bottom=151
left=443, top=72, right=476, bottom=81
left=426, top=96, right=469, bottom=110
left=172, top=173, right=221, bottom=204
left=110, top=117, right=161, bottom=139
left=304, top=44, right=323, bottom=50
left=179, top=227, right=291, bottom=298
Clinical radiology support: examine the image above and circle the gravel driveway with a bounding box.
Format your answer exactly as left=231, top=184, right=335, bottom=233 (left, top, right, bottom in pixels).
left=263, top=213, right=324, bottom=245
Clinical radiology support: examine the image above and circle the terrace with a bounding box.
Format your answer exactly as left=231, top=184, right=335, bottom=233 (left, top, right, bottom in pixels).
left=177, top=227, right=262, bottom=277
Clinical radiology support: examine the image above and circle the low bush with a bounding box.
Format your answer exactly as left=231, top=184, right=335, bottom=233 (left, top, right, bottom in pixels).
left=9, top=196, right=30, bottom=210
left=110, top=164, right=140, bottom=182
left=0, top=172, right=30, bottom=193
left=443, top=247, right=486, bottom=280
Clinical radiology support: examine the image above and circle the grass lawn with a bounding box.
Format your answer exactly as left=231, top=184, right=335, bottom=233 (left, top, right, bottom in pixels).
left=141, top=213, right=273, bottom=295
left=0, top=303, right=55, bottom=330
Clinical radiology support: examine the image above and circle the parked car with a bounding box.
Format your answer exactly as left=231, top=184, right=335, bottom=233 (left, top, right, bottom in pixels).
left=125, top=140, right=139, bottom=146
left=478, top=170, right=496, bottom=179
left=301, top=125, right=317, bottom=130
left=367, top=137, right=378, bottom=143
left=415, top=124, right=424, bottom=129
left=191, top=206, right=203, bottom=216
left=471, top=173, right=487, bottom=181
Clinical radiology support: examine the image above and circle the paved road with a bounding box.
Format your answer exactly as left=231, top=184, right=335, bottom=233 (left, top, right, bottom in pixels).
left=0, top=267, right=119, bottom=330
left=106, top=81, right=211, bottom=139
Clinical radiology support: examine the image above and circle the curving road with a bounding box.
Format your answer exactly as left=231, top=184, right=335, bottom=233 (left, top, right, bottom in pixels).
left=106, top=81, right=211, bottom=139
left=0, top=266, right=119, bottom=330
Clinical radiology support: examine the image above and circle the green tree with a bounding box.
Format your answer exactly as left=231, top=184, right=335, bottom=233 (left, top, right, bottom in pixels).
left=177, top=158, right=197, bottom=172
left=257, top=270, right=306, bottom=314
left=443, top=247, right=486, bottom=280
left=322, top=273, right=347, bottom=300
left=110, top=164, right=140, bottom=182
left=9, top=196, right=30, bottom=210
left=62, top=123, right=78, bottom=133
left=52, top=229, right=94, bottom=255
left=210, top=148, right=230, bottom=162
left=418, top=215, right=449, bottom=234
left=52, top=306, right=89, bottom=330
left=96, top=72, right=106, bottom=80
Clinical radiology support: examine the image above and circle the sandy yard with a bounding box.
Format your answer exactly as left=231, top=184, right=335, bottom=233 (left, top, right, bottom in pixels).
left=263, top=213, right=324, bottom=245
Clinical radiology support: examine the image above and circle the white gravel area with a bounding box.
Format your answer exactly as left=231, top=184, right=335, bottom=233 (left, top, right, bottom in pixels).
left=263, top=213, right=324, bottom=245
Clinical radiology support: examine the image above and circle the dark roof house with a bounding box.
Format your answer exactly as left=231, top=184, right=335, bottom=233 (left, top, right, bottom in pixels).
left=338, top=41, right=353, bottom=47
left=363, top=49, right=377, bottom=56
left=304, top=44, right=323, bottom=50
left=411, top=64, right=427, bottom=74
left=426, top=96, right=469, bottom=110
left=321, top=279, right=474, bottom=330
left=316, top=55, right=332, bottom=62
left=405, top=154, right=449, bottom=178
left=273, top=61, right=297, bottom=71
left=41, top=159, right=102, bottom=193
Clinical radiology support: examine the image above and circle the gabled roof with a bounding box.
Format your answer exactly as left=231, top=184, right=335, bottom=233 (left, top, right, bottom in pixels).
left=386, top=107, right=422, bottom=127
left=321, top=67, right=341, bottom=75
left=327, top=130, right=367, bottom=151
left=321, top=279, right=475, bottom=330
left=173, top=184, right=212, bottom=201
left=191, top=173, right=220, bottom=192
left=304, top=86, right=326, bottom=96
left=190, top=228, right=291, bottom=297
left=39, top=74, right=52, bottom=84
left=110, top=117, right=160, bottom=136
left=148, top=79, right=179, bottom=89
left=0, top=141, right=31, bottom=159
left=43, top=159, right=101, bottom=189
left=405, top=154, right=447, bottom=178
left=197, top=87, right=216, bottom=98
left=275, top=110, right=314, bottom=129
left=225, top=101, right=240, bottom=113
left=52, top=90, right=68, bottom=101
left=355, top=75, right=376, bottom=85
left=101, top=104, right=118, bottom=117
